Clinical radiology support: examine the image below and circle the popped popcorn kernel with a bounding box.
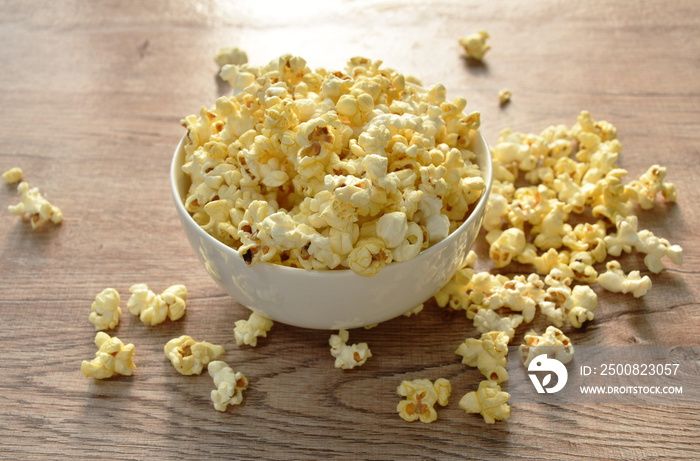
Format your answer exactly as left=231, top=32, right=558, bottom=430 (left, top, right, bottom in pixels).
left=127, top=283, right=188, bottom=326
left=214, top=46, right=248, bottom=68
left=2, top=167, right=22, bottom=185
left=629, top=164, right=677, bottom=209
left=519, top=326, right=574, bottom=367
left=81, top=332, right=135, bottom=379
left=498, top=89, right=511, bottom=106
left=397, top=378, right=451, bottom=423
left=597, top=260, right=652, bottom=298
left=208, top=361, right=249, bottom=412
left=473, top=308, right=523, bottom=339
left=455, top=331, right=510, bottom=383
left=164, top=335, right=225, bottom=375
left=329, top=329, right=372, bottom=369
left=88, top=288, right=121, bottom=331
left=458, top=30, right=491, bottom=61
left=459, top=380, right=510, bottom=424
left=233, top=311, right=274, bottom=347
left=8, top=181, right=63, bottom=229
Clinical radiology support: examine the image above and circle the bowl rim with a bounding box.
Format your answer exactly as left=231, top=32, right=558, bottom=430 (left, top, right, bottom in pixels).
left=170, top=131, right=493, bottom=278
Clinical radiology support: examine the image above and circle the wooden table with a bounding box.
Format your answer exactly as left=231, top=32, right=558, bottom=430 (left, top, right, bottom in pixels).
left=1, top=1, right=698, bottom=459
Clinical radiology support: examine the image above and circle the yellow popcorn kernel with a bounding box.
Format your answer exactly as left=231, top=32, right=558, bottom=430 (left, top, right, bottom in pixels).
left=88, top=288, right=121, bottom=331
left=2, top=167, right=22, bottom=185
left=597, top=260, right=652, bottom=298
left=329, top=329, right=372, bottom=369
left=458, top=29, right=491, bottom=61
left=473, top=308, right=523, bottom=339
left=347, top=237, right=393, bottom=277
left=456, top=331, right=510, bottom=383
left=459, top=380, right=510, bottom=424
left=8, top=181, right=63, bottom=229
left=489, top=275, right=543, bottom=323
left=376, top=211, right=408, bottom=248
left=531, top=200, right=572, bottom=250
left=164, top=335, right=225, bottom=375
left=233, top=311, right=274, bottom=347
left=81, top=332, right=135, bottom=379
left=538, top=284, right=573, bottom=328
left=498, top=88, right=511, bottom=106
left=629, top=164, right=677, bottom=209
left=636, top=229, right=683, bottom=274
left=127, top=283, right=188, bottom=325
left=568, top=284, right=597, bottom=328
left=604, top=215, right=642, bottom=257
left=488, top=227, right=526, bottom=268
left=397, top=378, right=451, bottom=423
left=520, top=326, right=574, bottom=367
left=214, top=46, right=248, bottom=68
left=208, top=361, right=249, bottom=412
left=568, top=251, right=599, bottom=284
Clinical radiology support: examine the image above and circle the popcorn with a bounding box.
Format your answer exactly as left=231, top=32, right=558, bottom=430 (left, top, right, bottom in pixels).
left=2, top=167, right=22, bottom=185
left=329, top=329, right=372, bottom=369
left=208, top=361, right=249, bottom=412
left=164, top=335, right=225, bottom=375
left=597, top=260, right=652, bottom=298
left=8, top=181, right=63, bottom=229
left=459, top=380, right=510, bottom=424
left=568, top=284, right=597, bottom=328
left=629, top=164, right=677, bottom=209
left=458, top=30, right=491, bottom=61
left=127, top=283, right=188, bottom=326
left=214, top=46, right=248, bottom=68
left=637, top=229, right=683, bottom=274
left=403, top=303, right=424, bottom=317
left=88, top=288, right=121, bottom=331
left=182, top=55, right=485, bottom=276
left=519, top=326, right=574, bottom=367
left=81, top=332, right=135, bottom=379
left=488, top=227, right=526, bottom=268
left=473, top=308, right=523, bottom=340
left=233, top=311, right=274, bottom=347
left=498, top=89, right=511, bottom=106
left=455, top=331, right=510, bottom=383
left=397, top=378, right=451, bottom=423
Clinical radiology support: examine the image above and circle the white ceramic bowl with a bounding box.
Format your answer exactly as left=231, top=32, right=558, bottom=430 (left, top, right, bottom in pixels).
left=171, top=133, right=492, bottom=330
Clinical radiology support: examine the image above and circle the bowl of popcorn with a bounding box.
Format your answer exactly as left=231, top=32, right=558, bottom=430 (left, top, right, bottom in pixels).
left=170, top=55, right=493, bottom=329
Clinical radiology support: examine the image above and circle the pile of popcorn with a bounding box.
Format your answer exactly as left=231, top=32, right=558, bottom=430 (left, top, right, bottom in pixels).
left=180, top=54, right=486, bottom=276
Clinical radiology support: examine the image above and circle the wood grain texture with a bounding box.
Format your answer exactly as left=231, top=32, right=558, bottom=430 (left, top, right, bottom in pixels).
left=1, top=1, right=699, bottom=460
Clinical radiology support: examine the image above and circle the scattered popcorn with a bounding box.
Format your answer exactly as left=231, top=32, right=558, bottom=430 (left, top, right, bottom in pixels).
left=629, top=164, right=677, bottom=209
left=473, top=308, right=523, bottom=340
left=568, top=284, right=597, bottom=328
left=182, top=55, right=485, bottom=276
left=127, top=283, right=188, bottom=325
left=459, top=380, right=510, bottom=424
left=8, top=181, right=63, bottom=229
left=88, top=288, right=121, bottom=331
left=208, top=361, right=249, bottom=412
left=164, top=335, right=225, bottom=375
left=597, top=260, right=652, bottom=298
left=498, top=89, right=511, bottom=106
left=2, top=167, right=22, bottom=185
left=455, top=331, right=510, bottom=383
left=519, top=326, right=574, bottom=367
left=214, top=46, right=248, bottom=68
left=397, top=378, right=451, bottom=423
left=81, top=332, right=135, bottom=379
left=458, top=30, right=491, bottom=61
left=329, top=329, right=372, bottom=369
left=233, top=311, right=274, bottom=347
left=488, top=227, right=526, bottom=268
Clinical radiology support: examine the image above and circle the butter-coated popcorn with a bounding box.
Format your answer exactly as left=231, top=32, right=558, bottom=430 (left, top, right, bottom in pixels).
left=458, top=30, right=491, bottom=61
left=519, top=326, right=574, bottom=367
left=88, top=288, right=121, bottom=331
left=81, top=332, right=135, bottom=379
left=214, top=46, right=248, bottom=68
left=182, top=55, right=485, bottom=276
left=208, top=361, right=249, bottom=412
left=127, top=283, right=188, bottom=325
left=233, top=311, right=274, bottom=347
left=488, top=227, right=526, bottom=268
left=8, top=181, right=63, bottom=229
left=459, top=380, right=510, bottom=424
left=397, top=378, right=451, bottom=423
left=329, top=329, right=372, bottom=369
left=473, top=308, right=523, bottom=340
left=164, top=335, right=225, bottom=375
left=597, top=260, right=652, bottom=298
left=455, top=331, right=510, bottom=383
left=2, top=167, right=22, bottom=185
left=629, top=164, right=677, bottom=209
